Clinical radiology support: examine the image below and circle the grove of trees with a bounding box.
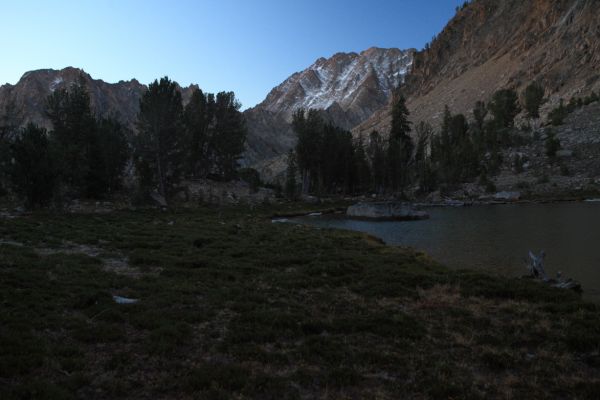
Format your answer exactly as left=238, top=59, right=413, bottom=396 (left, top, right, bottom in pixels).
left=288, top=85, right=539, bottom=199
left=0, top=75, right=247, bottom=208
left=4, top=78, right=130, bottom=207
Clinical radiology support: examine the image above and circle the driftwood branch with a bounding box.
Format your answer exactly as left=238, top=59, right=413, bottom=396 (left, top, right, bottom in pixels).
left=526, top=250, right=581, bottom=292
left=528, top=250, right=547, bottom=281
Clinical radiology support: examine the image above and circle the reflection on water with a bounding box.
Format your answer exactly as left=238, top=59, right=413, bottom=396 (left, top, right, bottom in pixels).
left=295, top=202, right=600, bottom=302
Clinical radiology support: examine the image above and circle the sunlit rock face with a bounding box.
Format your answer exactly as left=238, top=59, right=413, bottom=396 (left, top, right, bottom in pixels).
left=355, top=0, right=600, bottom=137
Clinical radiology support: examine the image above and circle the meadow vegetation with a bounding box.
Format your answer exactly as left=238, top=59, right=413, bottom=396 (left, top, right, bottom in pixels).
left=1, top=205, right=599, bottom=399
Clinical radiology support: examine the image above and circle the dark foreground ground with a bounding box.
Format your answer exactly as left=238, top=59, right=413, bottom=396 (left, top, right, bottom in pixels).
left=1, top=205, right=599, bottom=399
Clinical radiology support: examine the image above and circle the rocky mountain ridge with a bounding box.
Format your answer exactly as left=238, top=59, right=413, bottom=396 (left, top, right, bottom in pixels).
left=0, top=67, right=198, bottom=131
left=257, top=47, right=413, bottom=123
left=355, top=0, right=600, bottom=136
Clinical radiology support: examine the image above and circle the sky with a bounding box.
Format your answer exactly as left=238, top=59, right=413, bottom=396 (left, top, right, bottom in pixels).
left=0, top=0, right=465, bottom=109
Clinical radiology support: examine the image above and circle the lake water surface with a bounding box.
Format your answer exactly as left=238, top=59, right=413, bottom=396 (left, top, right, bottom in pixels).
left=295, top=202, right=600, bottom=302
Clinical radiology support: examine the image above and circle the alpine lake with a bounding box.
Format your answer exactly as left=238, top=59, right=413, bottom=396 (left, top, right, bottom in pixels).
left=294, top=201, right=600, bottom=302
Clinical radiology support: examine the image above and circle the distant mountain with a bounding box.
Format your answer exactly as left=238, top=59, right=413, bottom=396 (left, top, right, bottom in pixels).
left=258, top=47, right=413, bottom=124
left=243, top=47, right=415, bottom=168
left=0, top=67, right=198, bottom=130
left=355, top=0, right=600, bottom=136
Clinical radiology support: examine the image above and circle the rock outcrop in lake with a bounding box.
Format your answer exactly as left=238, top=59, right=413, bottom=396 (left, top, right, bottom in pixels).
left=346, top=202, right=429, bottom=221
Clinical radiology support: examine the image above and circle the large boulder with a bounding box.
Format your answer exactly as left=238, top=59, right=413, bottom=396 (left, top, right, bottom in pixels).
left=346, top=202, right=429, bottom=221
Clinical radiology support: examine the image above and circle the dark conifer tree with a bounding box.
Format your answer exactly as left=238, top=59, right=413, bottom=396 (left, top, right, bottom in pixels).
left=548, top=99, right=568, bottom=126
left=449, top=114, right=478, bottom=181
left=386, top=94, right=413, bottom=192
left=414, top=122, right=436, bottom=193
left=285, top=149, right=298, bottom=200
left=183, top=88, right=214, bottom=177
left=318, top=123, right=338, bottom=193
left=432, top=107, right=480, bottom=184
left=353, top=134, right=371, bottom=193
left=135, top=77, right=184, bottom=200
left=545, top=129, right=561, bottom=160
left=10, top=124, right=58, bottom=207
left=293, top=109, right=324, bottom=194
left=210, top=91, right=246, bottom=180
left=367, top=130, right=386, bottom=194
left=336, top=128, right=356, bottom=194
left=431, top=106, right=453, bottom=184
left=472, top=100, right=487, bottom=151
left=0, top=102, right=18, bottom=195
left=87, top=117, right=130, bottom=197
left=488, top=88, right=520, bottom=129
left=45, top=77, right=129, bottom=199
left=46, top=78, right=96, bottom=192
left=523, top=82, right=545, bottom=119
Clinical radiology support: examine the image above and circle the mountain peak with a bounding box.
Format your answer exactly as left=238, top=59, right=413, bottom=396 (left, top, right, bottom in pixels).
left=19, top=67, right=88, bottom=82
left=255, top=47, right=414, bottom=120
left=360, top=46, right=388, bottom=56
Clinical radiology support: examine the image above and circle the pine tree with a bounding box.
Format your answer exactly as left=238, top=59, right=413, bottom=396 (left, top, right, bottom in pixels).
left=0, top=137, right=9, bottom=196
left=337, top=128, right=356, bottom=194
left=545, top=129, right=561, bottom=160
left=386, top=94, right=413, bottom=192
left=368, top=131, right=386, bottom=194
left=488, top=88, right=520, bottom=129
left=390, top=94, right=412, bottom=142
left=46, top=77, right=96, bottom=193
left=87, top=117, right=130, bottom=197
left=10, top=124, right=59, bottom=208
left=183, top=88, right=215, bottom=177
left=548, top=99, right=568, bottom=126
left=414, top=122, right=436, bottom=193
left=293, top=109, right=324, bottom=194
left=135, top=77, right=184, bottom=201
left=45, top=77, right=129, bottom=199
left=472, top=101, right=487, bottom=151
left=211, top=91, right=246, bottom=180
left=285, top=149, right=298, bottom=200
left=237, top=168, right=261, bottom=193
left=523, top=82, right=545, bottom=119
left=431, top=106, right=453, bottom=184
left=0, top=102, right=18, bottom=195
left=450, top=114, right=479, bottom=181
left=353, top=134, right=371, bottom=193
left=432, top=107, right=479, bottom=184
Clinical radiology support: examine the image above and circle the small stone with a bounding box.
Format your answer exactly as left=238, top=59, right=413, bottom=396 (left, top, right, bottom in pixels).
left=494, top=191, right=521, bottom=201
left=113, top=295, right=139, bottom=304
left=555, top=150, right=573, bottom=158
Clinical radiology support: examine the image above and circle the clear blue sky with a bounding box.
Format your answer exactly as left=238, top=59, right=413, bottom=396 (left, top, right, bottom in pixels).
left=0, top=0, right=464, bottom=109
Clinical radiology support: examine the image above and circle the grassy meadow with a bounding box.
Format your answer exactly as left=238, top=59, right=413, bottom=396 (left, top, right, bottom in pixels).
left=0, top=204, right=599, bottom=399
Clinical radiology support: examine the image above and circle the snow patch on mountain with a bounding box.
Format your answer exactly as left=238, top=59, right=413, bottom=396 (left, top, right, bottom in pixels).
left=257, top=47, right=415, bottom=120
left=49, top=77, right=64, bottom=92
